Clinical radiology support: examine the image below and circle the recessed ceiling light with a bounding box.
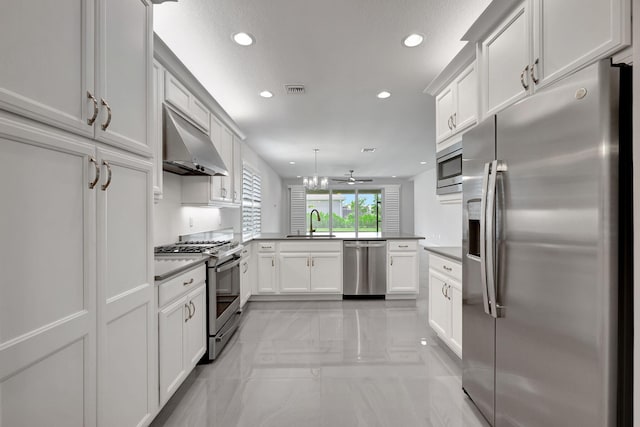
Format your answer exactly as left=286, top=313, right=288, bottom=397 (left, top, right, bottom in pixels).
left=259, top=90, right=273, bottom=98
left=232, top=32, right=254, bottom=46
left=403, top=33, right=424, bottom=48
left=391, top=175, right=397, bottom=178
left=297, top=176, right=301, bottom=178
left=289, top=161, right=296, bottom=165
left=420, top=161, right=427, bottom=165
left=377, top=91, right=391, bottom=99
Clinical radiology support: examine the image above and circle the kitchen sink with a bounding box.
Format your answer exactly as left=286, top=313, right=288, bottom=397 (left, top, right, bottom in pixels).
left=285, top=234, right=336, bottom=238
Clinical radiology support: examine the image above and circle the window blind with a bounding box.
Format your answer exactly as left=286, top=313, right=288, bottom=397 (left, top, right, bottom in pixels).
left=289, top=185, right=307, bottom=234
left=242, top=164, right=262, bottom=239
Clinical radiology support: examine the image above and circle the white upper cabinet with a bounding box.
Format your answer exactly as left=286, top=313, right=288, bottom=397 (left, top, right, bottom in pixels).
left=219, top=127, right=234, bottom=200
left=532, top=0, right=630, bottom=89
left=480, top=2, right=532, bottom=117
left=164, top=72, right=210, bottom=133
left=0, top=0, right=153, bottom=157
left=479, top=0, right=630, bottom=117
left=233, top=136, right=242, bottom=204
left=152, top=61, right=164, bottom=201
left=435, top=62, right=478, bottom=147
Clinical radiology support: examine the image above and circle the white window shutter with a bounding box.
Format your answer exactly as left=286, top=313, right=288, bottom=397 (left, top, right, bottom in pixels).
left=289, top=185, right=307, bottom=234
left=383, top=185, right=400, bottom=233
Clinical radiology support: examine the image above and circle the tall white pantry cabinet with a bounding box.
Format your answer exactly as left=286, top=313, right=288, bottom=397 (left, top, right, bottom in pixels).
left=0, top=1, right=156, bottom=427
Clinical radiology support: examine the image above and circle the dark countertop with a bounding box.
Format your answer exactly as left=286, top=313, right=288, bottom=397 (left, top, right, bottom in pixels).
left=423, top=246, right=463, bottom=262
left=154, top=256, right=208, bottom=282
left=246, top=232, right=425, bottom=242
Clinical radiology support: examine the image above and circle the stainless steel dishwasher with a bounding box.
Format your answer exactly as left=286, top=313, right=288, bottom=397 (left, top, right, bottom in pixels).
left=343, top=240, right=387, bottom=296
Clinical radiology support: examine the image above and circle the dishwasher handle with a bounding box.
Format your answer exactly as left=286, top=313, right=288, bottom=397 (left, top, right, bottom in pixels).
left=344, top=241, right=386, bottom=249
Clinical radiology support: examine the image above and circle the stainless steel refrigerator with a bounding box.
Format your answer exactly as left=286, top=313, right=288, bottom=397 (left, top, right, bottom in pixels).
left=461, top=60, right=632, bottom=426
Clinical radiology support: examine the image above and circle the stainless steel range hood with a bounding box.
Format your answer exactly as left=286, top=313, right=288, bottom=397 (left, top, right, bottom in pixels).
left=163, top=105, right=228, bottom=176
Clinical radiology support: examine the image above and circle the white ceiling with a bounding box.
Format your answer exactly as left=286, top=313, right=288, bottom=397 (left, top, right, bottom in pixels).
left=154, top=0, right=490, bottom=179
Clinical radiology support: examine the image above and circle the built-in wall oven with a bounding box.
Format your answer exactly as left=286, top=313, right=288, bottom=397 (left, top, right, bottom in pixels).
left=436, top=141, right=462, bottom=195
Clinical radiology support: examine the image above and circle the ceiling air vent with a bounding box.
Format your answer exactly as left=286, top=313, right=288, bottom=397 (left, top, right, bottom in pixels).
left=285, top=84, right=306, bottom=95
left=361, top=148, right=376, bottom=153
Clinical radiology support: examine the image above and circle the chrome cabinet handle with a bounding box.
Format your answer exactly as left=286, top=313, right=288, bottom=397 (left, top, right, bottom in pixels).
left=447, top=116, right=452, bottom=130
left=399, top=244, right=408, bottom=248
left=89, top=156, right=100, bottom=189
left=447, top=285, right=452, bottom=300
left=390, top=256, right=393, bottom=266
left=100, top=98, right=112, bottom=130
left=307, top=257, right=309, bottom=267
left=530, top=58, right=540, bottom=85
left=242, top=262, right=248, bottom=273
left=443, top=265, right=452, bottom=272
left=87, top=91, right=99, bottom=125
left=184, top=304, right=191, bottom=322
left=452, top=113, right=457, bottom=128
left=234, top=190, right=238, bottom=200
left=221, top=188, right=227, bottom=198
left=311, top=257, right=314, bottom=267
left=183, top=278, right=194, bottom=286
left=520, top=65, right=530, bottom=90
left=101, top=160, right=112, bottom=191
left=271, top=257, right=275, bottom=267
left=190, top=301, right=196, bottom=318
left=441, top=283, right=447, bottom=298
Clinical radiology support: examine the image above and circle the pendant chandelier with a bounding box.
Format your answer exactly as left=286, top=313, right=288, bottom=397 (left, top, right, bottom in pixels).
left=303, top=149, right=328, bottom=190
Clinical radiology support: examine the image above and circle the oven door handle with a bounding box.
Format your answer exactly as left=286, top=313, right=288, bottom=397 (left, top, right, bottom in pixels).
left=215, top=258, right=241, bottom=273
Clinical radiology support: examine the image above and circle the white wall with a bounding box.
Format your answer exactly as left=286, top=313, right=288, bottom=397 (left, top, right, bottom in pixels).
left=412, top=167, right=462, bottom=246
left=153, top=143, right=283, bottom=246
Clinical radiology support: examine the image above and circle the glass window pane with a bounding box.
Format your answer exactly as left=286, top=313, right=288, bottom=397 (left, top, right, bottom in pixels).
left=330, top=189, right=356, bottom=234
left=306, top=190, right=330, bottom=233
left=357, top=190, right=382, bottom=236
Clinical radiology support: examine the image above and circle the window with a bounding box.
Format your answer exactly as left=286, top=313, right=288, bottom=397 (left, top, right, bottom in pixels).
left=242, top=164, right=261, bottom=239
left=290, top=186, right=396, bottom=235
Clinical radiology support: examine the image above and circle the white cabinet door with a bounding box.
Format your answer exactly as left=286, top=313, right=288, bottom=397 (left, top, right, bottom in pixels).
left=97, top=148, right=155, bottom=427
left=209, top=116, right=225, bottom=200
left=0, top=0, right=94, bottom=138
left=435, top=85, right=454, bottom=142
left=388, top=252, right=418, bottom=293
left=310, top=253, right=342, bottom=293
left=152, top=61, right=164, bottom=200
left=220, top=127, right=234, bottom=200
left=453, top=63, right=477, bottom=132
left=481, top=2, right=532, bottom=117
left=240, top=257, right=251, bottom=307
left=257, top=254, right=277, bottom=293
left=233, top=136, right=242, bottom=203
left=95, top=0, right=152, bottom=156
left=186, top=284, right=207, bottom=368
left=158, top=296, right=188, bottom=406
left=0, top=116, right=96, bottom=427
left=449, top=283, right=463, bottom=357
left=532, top=0, right=630, bottom=89
left=279, top=253, right=311, bottom=292
left=428, top=271, right=450, bottom=338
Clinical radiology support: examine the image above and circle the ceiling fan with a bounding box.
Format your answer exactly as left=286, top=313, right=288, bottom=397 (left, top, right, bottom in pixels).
left=331, top=170, right=373, bottom=185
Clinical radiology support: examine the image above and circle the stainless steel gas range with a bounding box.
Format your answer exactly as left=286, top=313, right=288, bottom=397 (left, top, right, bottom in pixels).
left=155, top=228, right=243, bottom=361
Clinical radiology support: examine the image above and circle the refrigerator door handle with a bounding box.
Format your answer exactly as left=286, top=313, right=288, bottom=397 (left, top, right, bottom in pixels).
left=479, top=162, right=492, bottom=316
left=486, top=160, right=507, bottom=319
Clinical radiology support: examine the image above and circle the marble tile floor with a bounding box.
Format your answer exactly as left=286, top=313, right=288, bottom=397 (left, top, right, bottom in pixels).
left=151, top=282, right=489, bottom=427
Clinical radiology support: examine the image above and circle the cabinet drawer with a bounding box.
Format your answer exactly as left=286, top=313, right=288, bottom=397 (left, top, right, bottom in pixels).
left=240, top=243, right=252, bottom=258
left=388, top=240, right=418, bottom=251
left=256, top=241, right=276, bottom=252
left=429, top=253, right=461, bottom=281
left=280, top=241, right=342, bottom=253
left=159, top=264, right=206, bottom=307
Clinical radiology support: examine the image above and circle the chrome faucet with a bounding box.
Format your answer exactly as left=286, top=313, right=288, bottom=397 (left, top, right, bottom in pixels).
left=309, top=209, right=321, bottom=234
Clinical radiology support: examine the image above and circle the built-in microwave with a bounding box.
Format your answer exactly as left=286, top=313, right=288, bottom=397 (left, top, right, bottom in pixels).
left=436, top=141, right=462, bottom=195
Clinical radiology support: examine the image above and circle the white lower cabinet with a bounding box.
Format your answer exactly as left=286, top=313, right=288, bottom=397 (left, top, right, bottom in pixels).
left=279, top=251, right=342, bottom=293
left=240, top=244, right=253, bottom=307
left=257, top=253, right=277, bottom=293
left=428, top=254, right=462, bottom=358
left=158, top=266, right=206, bottom=406
left=387, top=241, right=419, bottom=294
